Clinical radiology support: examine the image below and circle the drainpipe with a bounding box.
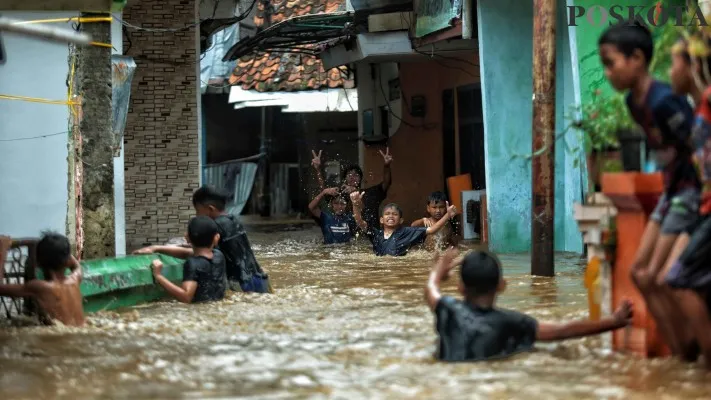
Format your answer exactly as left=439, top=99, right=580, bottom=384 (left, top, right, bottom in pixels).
left=531, top=0, right=556, bottom=276
left=258, top=107, right=271, bottom=217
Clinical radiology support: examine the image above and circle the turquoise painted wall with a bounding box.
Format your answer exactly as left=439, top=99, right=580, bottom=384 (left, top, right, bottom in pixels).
left=477, top=0, right=584, bottom=253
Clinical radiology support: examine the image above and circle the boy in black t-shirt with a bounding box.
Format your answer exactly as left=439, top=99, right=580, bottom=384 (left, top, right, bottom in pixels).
left=426, top=249, right=633, bottom=362
left=135, top=186, right=271, bottom=294
left=151, top=216, right=226, bottom=303
left=350, top=191, right=456, bottom=256
left=599, top=22, right=699, bottom=357
left=309, top=187, right=356, bottom=244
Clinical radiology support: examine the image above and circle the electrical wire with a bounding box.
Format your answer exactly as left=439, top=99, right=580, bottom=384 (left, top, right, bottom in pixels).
left=0, top=131, right=68, bottom=142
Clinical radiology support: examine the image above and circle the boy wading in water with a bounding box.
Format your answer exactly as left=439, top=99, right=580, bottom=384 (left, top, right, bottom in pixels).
left=151, top=216, right=227, bottom=303
left=0, top=233, right=84, bottom=326
left=136, top=186, right=271, bottom=293
left=426, top=249, right=633, bottom=361
left=350, top=191, right=456, bottom=256
left=311, top=147, right=393, bottom=235
left=600, top=22, right=699, bottom=358
left=411, top=191, right=459, bottom=250
left=309, top=188, right=356, bottom=244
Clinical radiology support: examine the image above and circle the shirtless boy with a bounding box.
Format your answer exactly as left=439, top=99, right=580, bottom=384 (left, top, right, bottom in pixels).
left=0, top=233, right=84, bottom=326
left=412, top=191, right=459, bottom=250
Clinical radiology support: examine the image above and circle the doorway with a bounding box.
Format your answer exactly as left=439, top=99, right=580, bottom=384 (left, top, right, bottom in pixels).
left=442, top=84, right=485, bottom=189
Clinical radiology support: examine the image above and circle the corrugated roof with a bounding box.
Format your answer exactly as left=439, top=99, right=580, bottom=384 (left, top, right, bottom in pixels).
left=228, top=0, right=354, bottom=92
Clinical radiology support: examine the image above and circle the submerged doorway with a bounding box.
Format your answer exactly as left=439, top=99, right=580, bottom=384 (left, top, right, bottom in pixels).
left=442, top=84, right=485, bottom=190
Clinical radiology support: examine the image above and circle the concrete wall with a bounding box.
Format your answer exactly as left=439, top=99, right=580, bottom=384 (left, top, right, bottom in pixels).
left=477, top=0, right=583, bottom=253
left=362, top=58, right=480, bottom=223
left=123, top=0, right=200, bottom=250
left=0, top=12, right=74, bottom=237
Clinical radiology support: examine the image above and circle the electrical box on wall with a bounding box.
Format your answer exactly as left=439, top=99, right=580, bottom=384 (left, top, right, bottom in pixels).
left=411, top=95, right=426, bottom=117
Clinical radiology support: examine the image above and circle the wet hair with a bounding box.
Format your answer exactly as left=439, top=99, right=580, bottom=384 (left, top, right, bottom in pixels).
left=192, top=185, right=228, bottom=211
left=427, top=191, right=448, bottom=204
left=330, top=194, right=347, bottom=204
left=341, top=164, right=363, bottom=181
left=598, top=21, right=653, bottom=66
left=460, top=251, right=502, bottom=296
left=36, top=231, right=71, bottom=271
left=187, top=216, right=219, bottom=248
left=381, top=203, right=403, bottom=217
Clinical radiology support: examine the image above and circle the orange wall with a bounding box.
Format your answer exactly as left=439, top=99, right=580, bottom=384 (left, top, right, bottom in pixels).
left=362, top=55, right=480, bottom=223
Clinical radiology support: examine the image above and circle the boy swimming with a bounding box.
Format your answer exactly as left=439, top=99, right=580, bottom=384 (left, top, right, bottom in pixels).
left=0, top=233, right=84, bottom=326
left=151, top=216, right=226, bottom=303
left=135, top=185, right=271, bottom=293
left=350, top=191, right=456, bottom=256
left=309, top=187, right=356, bottom=244
left=599, top=21, right=698, bottom=357
left=426, top=249, right=633, bottom=361
left=411, top=191, right=459, bottom=250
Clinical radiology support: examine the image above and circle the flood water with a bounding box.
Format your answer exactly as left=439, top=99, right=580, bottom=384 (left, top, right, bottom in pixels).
left=1, top=226, right=711, bottom=399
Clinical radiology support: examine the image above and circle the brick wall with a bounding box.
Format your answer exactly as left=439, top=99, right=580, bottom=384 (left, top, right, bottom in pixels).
left=123, top=0, right=200, bottom=250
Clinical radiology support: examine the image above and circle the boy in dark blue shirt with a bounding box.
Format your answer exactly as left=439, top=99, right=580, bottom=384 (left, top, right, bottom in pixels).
left=151, top=216, right=226, bottom=303
left=135, top=186, right=271, bottom=294
left=350, top=191, right=456, bottom=256
left=426, top=249, right=633, bottom=362
left=309, top=187, right=356, bottom=244
left=599, top=21, right=699, bottom=358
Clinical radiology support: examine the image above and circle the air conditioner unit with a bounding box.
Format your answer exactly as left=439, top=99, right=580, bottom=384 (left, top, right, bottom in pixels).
left=461, top=190, right=486, bottom=240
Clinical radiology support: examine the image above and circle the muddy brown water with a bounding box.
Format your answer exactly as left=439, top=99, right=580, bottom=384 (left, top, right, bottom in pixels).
left=1, top=226, right=711, bottom=399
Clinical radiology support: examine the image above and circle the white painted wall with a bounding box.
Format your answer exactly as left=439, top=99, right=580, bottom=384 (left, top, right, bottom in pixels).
left=111, top=12, right=126, bottom=256
left=0, top=12, right=74, bottom=238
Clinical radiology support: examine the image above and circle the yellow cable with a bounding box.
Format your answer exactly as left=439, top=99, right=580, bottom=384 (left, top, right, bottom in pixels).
left=90, top=42, right=113, bottom=48
left=11, top=17, right=112, bottom=25
left=0, top=95, right=78, bottom=105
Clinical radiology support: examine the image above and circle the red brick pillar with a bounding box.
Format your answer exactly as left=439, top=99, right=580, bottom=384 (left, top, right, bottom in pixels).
left=122, top=0, right=200, bottom=251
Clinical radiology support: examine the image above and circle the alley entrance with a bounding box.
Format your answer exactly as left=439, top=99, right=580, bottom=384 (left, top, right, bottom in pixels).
left=442, top=84, right=485, bottom=190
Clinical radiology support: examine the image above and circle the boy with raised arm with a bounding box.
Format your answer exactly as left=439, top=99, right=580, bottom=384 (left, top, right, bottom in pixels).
left=309, top=187, right=356, bottom=244
left=350, top=191, right=456, bottom=256
left=426, top=249, right=633, bottom=361
left=412, top=191, right=459, bottom=250
left=0, top=233, right=84, bottom=326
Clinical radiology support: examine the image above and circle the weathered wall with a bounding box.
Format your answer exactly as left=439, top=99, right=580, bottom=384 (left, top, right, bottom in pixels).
left=123, top=0, right=200, bottom=250
left=0, top=12, right=73, bottom=237
left=362, top=58, right=480, bottom=223
left=477, top=0, right=583, bottom=253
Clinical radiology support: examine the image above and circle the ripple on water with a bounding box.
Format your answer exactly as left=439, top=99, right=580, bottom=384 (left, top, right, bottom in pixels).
left=2, top=227, right=711, bottom=399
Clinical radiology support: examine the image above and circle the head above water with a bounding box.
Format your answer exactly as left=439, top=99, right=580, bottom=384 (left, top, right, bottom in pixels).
left=458, top=251, right=505, bottom=300
left=598, top=21, right=653, bottom=92
left=426, top=191, right=448, bottom=220
left=192, top=185, right=228, bottom=218
left=330, top=195, right=348, bottom=215
left=342, top=164, right=363, bottom=188
left=186, top=216, right=220, bottom=249
left=37, top=231, right=71, bottom=272
left=380, top=203, right=403, bottom=228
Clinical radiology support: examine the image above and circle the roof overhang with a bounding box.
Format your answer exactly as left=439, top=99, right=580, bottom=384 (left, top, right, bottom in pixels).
left=320, top=31, right=477, bottom=70
left=223, top=11, right=360, bottom=62
left=228, top=86, right=357, bottom=113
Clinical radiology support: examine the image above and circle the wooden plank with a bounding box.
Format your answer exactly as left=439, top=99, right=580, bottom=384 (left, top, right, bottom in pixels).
left=368, top=12, right=413, bottom=33
left=454, top=89, right=461, bottom=175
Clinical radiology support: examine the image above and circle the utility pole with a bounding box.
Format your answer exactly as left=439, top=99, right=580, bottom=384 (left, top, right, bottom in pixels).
left=258, top=107, right=271, bottom=217
left=531, top=0, right=556, bottom=276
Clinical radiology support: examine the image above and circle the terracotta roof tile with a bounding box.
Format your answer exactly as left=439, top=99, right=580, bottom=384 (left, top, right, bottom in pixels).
left=229, top=0, right=353, bottom=92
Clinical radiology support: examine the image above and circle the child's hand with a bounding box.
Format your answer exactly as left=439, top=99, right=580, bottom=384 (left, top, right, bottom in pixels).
left=446, top=201, right=458, bottom=218
left=350, top=191, right=365, bottom=204
left=434, top=247, right=460, bottom=281
left=323, top=187, right=339, bottom=196
left=379, top=147, right=393, bottom=166
left=311, top=150, right=322, bottom=169
left=341, top=185, right=357, bottom=194
left=133, top=246, right=156, bottom=255
left=423, top=218, right=432, bottom=228
left=612, top=299, right=633, bottom=327
left=151, top=259, right=163, bottom=276
left=0, top=235, right=12, bottom=251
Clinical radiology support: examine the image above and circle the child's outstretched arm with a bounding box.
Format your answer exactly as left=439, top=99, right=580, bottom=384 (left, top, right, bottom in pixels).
left=151, top=260, right=196, bottom=303
left=134, top=244, right=193, bottom=259
left=536, top=300, right=633, bottom=341
left=425, top=248, right=459, bottom=311
left=309, top=187, right=339, bottom=218
left=378, top=147, right=393, bottom=192
left=426, top=203, right=458, bottom=235
left=311, top=150, right=326, bottom=192
left=67, top=255, right=83, bottom=283
left=350, top=191, right=368, bottom=231
left=411, top=218, right=426, bottom=227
